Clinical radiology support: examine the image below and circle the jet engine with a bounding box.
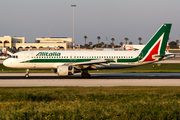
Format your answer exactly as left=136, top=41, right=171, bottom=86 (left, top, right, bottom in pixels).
left=57, top=65, right=74, bottom=76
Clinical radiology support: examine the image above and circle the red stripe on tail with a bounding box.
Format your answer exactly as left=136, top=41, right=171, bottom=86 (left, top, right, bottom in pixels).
left=143, top=40, right=161, bottom=62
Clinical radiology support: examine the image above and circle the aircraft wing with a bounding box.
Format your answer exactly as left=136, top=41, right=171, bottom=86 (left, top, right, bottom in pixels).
left=67, top=59, right=109, bottom=69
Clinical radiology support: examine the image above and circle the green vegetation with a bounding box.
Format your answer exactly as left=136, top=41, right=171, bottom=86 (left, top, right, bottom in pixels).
left=0, top=63, right=180, bottom=73
left=0, top=87, right=180, bottom=119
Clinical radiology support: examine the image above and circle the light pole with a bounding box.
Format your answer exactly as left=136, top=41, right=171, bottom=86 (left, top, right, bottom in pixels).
left=71, top=5, right=76, bottom=49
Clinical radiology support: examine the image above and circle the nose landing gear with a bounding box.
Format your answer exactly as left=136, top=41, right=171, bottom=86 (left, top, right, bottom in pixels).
left=25, top=69, right=29, bottom=78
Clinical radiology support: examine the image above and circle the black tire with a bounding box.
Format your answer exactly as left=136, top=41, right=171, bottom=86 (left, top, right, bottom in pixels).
left=81, top=72, right=86, bottom=77
left=85, top=73, right=91, bottom=78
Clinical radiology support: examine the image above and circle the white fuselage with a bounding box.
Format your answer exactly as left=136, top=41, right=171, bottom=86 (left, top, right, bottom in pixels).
left=3, top=50, right=151, bottom=70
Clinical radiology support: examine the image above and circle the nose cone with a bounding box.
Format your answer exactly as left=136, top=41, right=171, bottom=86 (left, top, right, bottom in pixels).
left=3, top=59, right=11, bottom=67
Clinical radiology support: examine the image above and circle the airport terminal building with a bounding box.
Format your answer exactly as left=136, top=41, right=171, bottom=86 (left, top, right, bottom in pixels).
left=0, top=36, right=72, bottom=50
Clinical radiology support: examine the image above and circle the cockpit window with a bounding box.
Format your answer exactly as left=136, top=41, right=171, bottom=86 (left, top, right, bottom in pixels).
left=10, top=55, right=18, bottom=59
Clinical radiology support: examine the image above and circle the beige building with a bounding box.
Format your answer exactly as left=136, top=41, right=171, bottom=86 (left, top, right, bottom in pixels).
left=0, top=36, right=12, bottom=48
left=0, top=36, right=72, bottom=50
left=36, top=37, right=72, bottom=43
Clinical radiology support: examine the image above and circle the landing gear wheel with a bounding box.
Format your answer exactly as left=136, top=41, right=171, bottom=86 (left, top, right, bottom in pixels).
left=81, top=71, right=91, bottom=78
left=86, top=73, right=91, bottom=78
left=81, top=72, right=86, bottom=77
left=25, top=74, right=29, bottom=78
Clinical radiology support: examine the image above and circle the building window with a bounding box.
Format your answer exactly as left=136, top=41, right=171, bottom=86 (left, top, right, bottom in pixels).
left=36, top=40, right=40, bottom=43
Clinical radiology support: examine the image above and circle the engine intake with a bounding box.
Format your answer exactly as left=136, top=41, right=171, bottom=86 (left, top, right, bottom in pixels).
left=57, top=65, right=74, bottom=76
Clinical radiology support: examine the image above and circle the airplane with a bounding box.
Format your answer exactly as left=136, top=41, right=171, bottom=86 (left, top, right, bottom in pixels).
left=3, top=23, right=172, bottom=78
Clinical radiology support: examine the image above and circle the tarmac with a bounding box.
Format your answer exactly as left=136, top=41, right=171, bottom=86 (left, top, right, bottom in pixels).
left=0, top=73, right=180, bottom=87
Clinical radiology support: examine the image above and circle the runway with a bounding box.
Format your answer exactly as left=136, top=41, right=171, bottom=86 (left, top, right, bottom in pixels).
left=0, top=73, right=180, bottom=87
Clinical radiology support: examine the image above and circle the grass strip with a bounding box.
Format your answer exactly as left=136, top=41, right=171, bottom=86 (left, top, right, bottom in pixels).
left=0, top=87, right=180, bottom=119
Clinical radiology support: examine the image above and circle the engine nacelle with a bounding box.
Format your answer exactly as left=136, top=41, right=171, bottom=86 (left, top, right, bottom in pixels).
left=57, top=65, right=74, bottom=76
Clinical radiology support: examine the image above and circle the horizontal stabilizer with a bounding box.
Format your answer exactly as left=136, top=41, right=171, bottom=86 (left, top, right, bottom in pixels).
left=153, top=54, right=175, bottom=58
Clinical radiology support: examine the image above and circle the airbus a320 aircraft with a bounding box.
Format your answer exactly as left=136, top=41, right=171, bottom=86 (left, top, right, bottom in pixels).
left=3, top=24, right=172, bottom=78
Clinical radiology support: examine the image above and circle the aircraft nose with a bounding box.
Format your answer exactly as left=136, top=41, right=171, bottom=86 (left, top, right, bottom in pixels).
left=3, top=59, right=10, bottom=67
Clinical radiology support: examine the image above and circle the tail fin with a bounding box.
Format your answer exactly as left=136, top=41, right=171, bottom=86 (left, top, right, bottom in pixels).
left=141, top=24, right=172, bottom=62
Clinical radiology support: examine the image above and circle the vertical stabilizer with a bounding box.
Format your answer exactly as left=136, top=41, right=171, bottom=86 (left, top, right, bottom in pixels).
left=141, top=24, right=172, bottom=62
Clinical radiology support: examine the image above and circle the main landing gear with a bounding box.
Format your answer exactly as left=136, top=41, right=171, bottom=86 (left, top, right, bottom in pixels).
left=81, top=70, right=91, bottom=78
left=25, top=69, right=29, bottom=78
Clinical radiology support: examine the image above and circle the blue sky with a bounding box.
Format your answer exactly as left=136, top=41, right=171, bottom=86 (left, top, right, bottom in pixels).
left=0, top=0, right=180, bottom=45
